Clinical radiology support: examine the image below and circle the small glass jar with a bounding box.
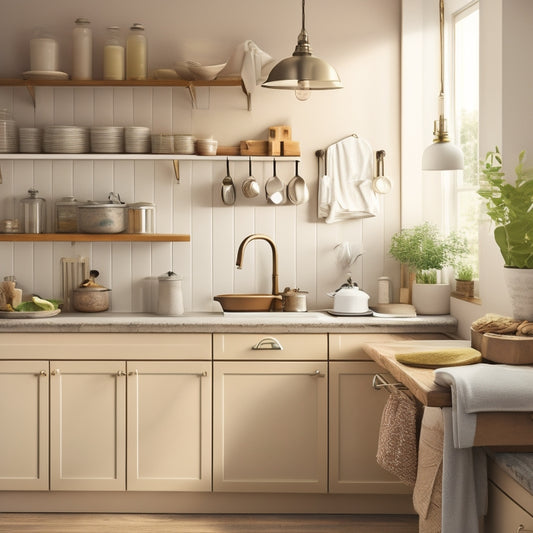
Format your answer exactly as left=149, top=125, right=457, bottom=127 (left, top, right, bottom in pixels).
left=103, top=26, right=124, bottom=80
left=126, top=23, right=147, bottom=80
left=55, top=196, right=78, bottom=233
left=72, top=18, right=92, bottom=80
left=20, top=188, right=46, bottom=233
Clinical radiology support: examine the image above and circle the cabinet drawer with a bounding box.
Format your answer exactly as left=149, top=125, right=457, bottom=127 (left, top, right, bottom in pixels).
left=329, top=333, right=451, bottom=360
left=213, top=333, right=327, bottom=360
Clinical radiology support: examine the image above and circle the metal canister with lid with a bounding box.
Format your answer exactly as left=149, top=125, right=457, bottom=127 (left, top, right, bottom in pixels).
left=55, top=196, right=78, bottom=232
left=157, top=271, right=184, bottom=316
left=127, top=202, right=155, bottom=233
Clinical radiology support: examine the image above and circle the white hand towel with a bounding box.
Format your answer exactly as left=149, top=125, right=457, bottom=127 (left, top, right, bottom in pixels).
left=218, top=40, right=274, bottom=94
left=321, top=136, right=378, bottom=223
left=434, top=363, right=533, bottom=448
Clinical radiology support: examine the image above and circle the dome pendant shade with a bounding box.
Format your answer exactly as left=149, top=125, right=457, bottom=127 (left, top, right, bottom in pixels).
left=262, top=0, right=342, bottom=92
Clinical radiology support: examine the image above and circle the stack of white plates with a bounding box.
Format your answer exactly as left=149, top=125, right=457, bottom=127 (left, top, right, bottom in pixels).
left=0, top=118, right=18, bottom=153
left=125, top=126, right=151, bottom=153
left=173, top=134, right=195, bottom=155
left=151, top=134, right=174, bottom=154
left=43, top=125, right=90, bottom=153
left=19, top=127, right=42, bottom=153
left=90, top=126, right=124, bottom=153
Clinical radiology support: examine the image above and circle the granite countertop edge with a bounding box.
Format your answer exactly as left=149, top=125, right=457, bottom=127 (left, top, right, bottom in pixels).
left=0, top=311, right=458, bottom=334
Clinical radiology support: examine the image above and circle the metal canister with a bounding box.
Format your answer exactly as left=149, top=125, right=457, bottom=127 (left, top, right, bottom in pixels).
left=281, top=287, right=308, bottom=312
left=55, top=196, right=78, bottom=232
left=127, top=202, right=155, bottom=233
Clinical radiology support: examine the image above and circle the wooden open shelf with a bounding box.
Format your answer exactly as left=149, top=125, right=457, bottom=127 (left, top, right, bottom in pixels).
left=0, top=233, right=190, bottom=243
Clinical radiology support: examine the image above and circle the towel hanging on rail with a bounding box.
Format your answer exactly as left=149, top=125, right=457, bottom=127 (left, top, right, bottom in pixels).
left=318, top=135, right=378, bottom=223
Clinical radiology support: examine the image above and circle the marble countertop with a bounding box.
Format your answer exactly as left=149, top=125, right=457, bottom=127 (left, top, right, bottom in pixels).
left=0, top=311, right=458, bottom=334
left=491, top=452, right=533, bottom=495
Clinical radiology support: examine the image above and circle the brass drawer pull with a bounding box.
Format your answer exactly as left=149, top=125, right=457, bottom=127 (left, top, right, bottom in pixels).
left=252, top=337, right=283, bottom=351
left=39, top=370, right=47, bottom=376
left=51, top=369, right=60, bottom=376
left=311, top=370, right=325, bottom=377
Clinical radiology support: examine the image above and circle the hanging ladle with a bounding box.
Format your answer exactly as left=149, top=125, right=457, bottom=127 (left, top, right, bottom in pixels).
left=221, top=157, right=236, bottom=205
left=287, top=160, right=309, bottom=205
left=372, top=150, right=392, bottom=194
left=242, top=156, right=260, bottom=198
left=265, top=159, right=285, bottom=205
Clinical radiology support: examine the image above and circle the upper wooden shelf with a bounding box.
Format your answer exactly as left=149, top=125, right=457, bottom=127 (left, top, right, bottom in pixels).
left=0, top=233, right=190, bottom=243
left=0, top=77, right=249, bottom=109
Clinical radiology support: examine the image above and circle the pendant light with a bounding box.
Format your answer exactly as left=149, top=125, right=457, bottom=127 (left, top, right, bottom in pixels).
left=422, top=0, right=464, bottom=171
left=262, top=0, right=342, bottom=101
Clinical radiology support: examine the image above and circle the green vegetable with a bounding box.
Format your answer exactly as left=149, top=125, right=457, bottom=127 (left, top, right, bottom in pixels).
left=32, top=296, right=54, bottom=311
left=14, top=298, right=61, bottom=312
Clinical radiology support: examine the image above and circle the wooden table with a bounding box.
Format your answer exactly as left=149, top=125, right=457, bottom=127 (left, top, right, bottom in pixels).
left=363, top=340, right=533, bottom=449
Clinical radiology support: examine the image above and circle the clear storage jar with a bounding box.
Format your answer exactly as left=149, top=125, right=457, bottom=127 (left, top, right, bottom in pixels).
left=20, top=188, right=46, bottom=233
left=55, top=196, right=78, bottom=233
left=72, top=18, right=92, bottom=80
left=103, top=26, right=124, bottom=80
left=126, top=23, right=147, bottom=80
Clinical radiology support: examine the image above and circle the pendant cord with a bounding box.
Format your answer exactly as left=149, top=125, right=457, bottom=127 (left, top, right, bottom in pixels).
left=439, top=0, right=445, bottom=98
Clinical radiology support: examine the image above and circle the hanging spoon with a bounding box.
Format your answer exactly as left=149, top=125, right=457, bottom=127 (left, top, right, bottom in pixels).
left=265, top=159, right=285, bottom=205
left=221, top=157, right=236, bottom=205
left=242, top=156, right=260, bottom=198
left=372, top=150, right=392, bottom=194
left=287, top=160, right=309, bottom=205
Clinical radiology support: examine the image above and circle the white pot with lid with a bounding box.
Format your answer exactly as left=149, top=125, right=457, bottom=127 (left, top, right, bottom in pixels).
left=328, top=276, right=370, bottom=314
left=157, top=271, right=184, bottom=316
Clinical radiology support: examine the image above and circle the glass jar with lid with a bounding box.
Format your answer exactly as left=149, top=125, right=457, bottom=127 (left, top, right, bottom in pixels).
left=55, top=196, right=78, bottom=233
left=103, top=26, right=124, bottom=80
left=20, top=188, right=46, bottom=233
left=126, top=23, right=147, bottom=80
left=72, top=18, right=93, bottom=80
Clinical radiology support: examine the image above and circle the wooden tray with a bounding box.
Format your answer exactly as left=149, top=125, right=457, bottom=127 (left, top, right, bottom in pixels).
left=474, top=331, right=533, bottom=364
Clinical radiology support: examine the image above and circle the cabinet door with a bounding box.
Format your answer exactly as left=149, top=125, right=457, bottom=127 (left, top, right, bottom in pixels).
left=329, top=361, right=411, bottom=494
left=50, top=361, right=126, bottom=491
left=485, top=481, right=533, bottom=533
left=0, top=361, right=49, bottom=490
left=127, top=361, right=211, bottom=491
left=213, top=361, right=328, bottom=493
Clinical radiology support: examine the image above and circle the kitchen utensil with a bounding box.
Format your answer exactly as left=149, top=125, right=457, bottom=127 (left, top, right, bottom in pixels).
left=157, top=271, right=184, bottom=315
left=221, top=157, right=236, bottom=205
left=72, top=270, right=111, bottom=312
left=328, top=275, right=370, bottom=314
left=265, top=159, right=285, bottom=205
left=372, top=150, right=392, bottom=194
left=287, top=160, right=309, bottom=205
left=242, top=157, right=260, bottom=198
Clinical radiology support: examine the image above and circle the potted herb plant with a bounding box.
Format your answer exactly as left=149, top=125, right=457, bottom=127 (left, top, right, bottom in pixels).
left=477, top=147, right=533, bottom=319
left=389, top=222, right=468, bottom=314
left=455, top=262, right=475, bottom=298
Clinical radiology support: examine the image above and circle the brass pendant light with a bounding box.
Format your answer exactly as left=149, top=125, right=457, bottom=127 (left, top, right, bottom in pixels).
left=422, top=0, right=464, bottom=170
left=262, top=0, right=343, bottom=101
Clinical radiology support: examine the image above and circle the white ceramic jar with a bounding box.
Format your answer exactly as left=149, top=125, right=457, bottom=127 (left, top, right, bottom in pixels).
left=30, top=28, right=58, bottom=72
left=157, top=271, right=184, bottom=316
left=72, top=18, right=92, bottom=80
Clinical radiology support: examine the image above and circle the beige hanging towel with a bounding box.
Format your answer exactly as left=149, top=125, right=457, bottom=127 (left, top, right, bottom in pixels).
left=376, top=387, right=421, bottom=487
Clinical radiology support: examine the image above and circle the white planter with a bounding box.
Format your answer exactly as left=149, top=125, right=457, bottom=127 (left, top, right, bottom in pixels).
left=411, top=283, right=451, bottom=315
left=503, top=267, right=533, bottom=320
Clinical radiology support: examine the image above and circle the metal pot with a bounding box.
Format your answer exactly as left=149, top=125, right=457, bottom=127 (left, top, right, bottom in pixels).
left=72, top=270, right=111, bottom=312
left=77, top=193, right=127, bottom=234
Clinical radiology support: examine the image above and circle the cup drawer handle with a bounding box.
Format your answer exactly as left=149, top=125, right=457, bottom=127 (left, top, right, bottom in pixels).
left=252, top=337, right=283, bottom=351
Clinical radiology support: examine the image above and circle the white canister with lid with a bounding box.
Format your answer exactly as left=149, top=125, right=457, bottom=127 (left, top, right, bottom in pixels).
left=72, top=18, right=92, bottom=80
left=157, top=271, right=184, bottom=316
left=126, top=23, right=147, bottom=80
left=30, top=28, right=58, bottom=72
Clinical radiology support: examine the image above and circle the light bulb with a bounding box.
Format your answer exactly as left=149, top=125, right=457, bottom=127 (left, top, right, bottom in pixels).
left=295, top=80, right=311, bottom=101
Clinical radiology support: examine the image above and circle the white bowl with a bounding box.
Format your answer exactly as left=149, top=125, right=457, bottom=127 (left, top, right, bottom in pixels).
left=174, top=60, right=226, bottom=81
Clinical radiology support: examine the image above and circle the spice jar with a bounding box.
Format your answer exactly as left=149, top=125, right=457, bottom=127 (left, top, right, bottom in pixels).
left=20, top=188, right=46, bottom=233
left=126, top=23, right=147, bottom=80
left=103, top=26, right=124, bottom=80
left=72, top=18, right=92, bottom=80
left=55, top=196, right=78, bottom=233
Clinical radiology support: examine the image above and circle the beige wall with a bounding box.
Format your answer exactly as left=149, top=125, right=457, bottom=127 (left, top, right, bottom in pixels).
left=0, top=0, right=401, bottom=312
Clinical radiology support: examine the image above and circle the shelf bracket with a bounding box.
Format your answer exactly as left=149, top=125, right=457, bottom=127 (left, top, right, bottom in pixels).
left=26, top=85, right=36, bottom=107
left=187, top=83, right=198, bottom=109
left=172, top=160, right=180, bottom=184
left=240, top=81, right=252, bottom=111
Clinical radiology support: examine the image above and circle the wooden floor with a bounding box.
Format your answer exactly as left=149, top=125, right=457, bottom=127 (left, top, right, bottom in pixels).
left=0, top=513, right=419, bottom=533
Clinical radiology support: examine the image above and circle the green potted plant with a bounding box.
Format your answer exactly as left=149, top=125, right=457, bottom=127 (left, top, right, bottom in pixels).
left=477, top=147, right=533, bottom=319
left=389, top=222, right=468, bottom=314
left=455, top=262, right=475, bottom=298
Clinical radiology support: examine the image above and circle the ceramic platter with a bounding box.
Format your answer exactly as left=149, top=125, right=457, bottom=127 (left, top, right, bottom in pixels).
left=326, top=309, right=373, bottom=317
left=22, top=70, right=69, bottom=80
left=0, top=309, right=61, bottom=319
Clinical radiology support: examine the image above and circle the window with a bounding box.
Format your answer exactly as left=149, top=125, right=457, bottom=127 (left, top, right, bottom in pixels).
left=452, top=2, right=480, bottom=279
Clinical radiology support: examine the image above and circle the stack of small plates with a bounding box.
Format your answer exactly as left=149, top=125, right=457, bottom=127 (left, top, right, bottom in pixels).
left=173, top=134, right=195, bottom=155
left=0, top=118, right=18, bottom=153
left=43, top=126, right=90, bottom=153
left=19, top=128, right=43, bottom=153
left=125, top=126, right=151, bottom=153
left=90, top=126, right=125, bottom=153
left=151, top=134, right=174, bottom=154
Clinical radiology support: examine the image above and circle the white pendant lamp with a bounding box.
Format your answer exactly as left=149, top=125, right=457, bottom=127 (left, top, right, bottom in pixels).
left=422, top=0, right=464, bottom=171
left=262, top=0, right=342, bottom=101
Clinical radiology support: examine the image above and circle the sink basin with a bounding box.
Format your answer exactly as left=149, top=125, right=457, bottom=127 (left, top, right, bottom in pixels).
left=214, top=294, right=282, bottom=312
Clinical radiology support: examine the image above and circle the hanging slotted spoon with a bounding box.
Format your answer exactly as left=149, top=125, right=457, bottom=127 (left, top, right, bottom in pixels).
left=221, top=157, right=236, bottom=205
left=287, top=160, right=309, bottom=205
left=265, top=159, right=285, bottom=205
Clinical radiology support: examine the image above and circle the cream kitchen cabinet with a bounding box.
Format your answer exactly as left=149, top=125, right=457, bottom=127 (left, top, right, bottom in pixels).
left=0, top=360, right=49, bottom=491
left=50, top=360, right=126, bottom=491
left=213, top=333, right=328, bottom=493
left=127, top=361, right=211, bottom=491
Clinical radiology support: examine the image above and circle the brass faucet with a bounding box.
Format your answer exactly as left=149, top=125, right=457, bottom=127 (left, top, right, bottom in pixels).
left=236, top=234, right=279, bottom=297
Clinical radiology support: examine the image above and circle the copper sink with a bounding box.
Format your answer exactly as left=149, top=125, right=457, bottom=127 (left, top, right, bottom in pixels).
left=214, top=294, right=282, bottom=312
